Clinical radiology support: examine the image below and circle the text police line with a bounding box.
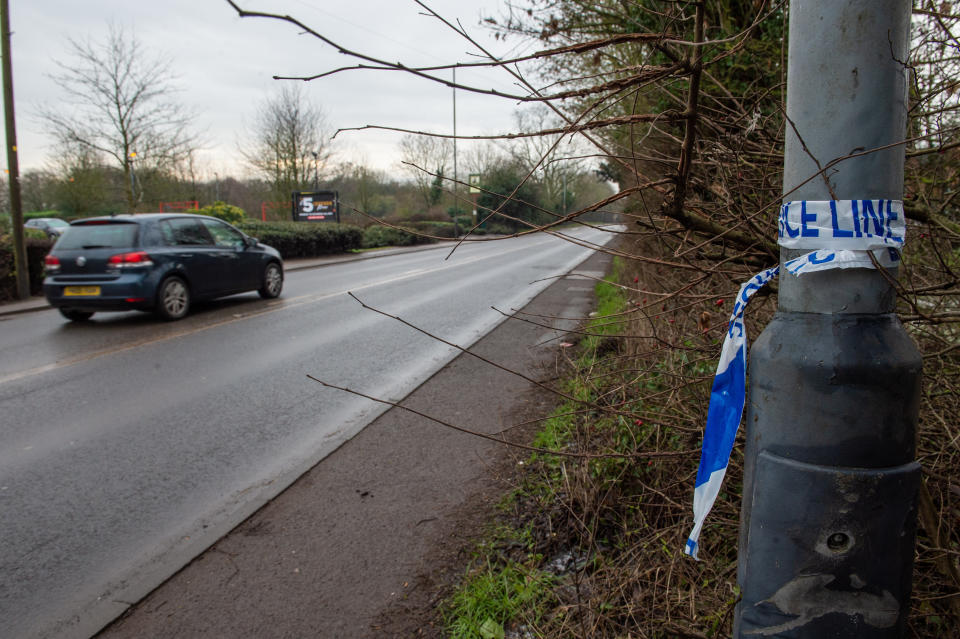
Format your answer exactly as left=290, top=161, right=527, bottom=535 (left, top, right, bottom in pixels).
left=778, top=199, right=904, bottom=250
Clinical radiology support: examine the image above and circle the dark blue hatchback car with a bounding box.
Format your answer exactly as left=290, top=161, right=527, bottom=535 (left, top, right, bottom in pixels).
left=43, top=213, right=284, bottom=321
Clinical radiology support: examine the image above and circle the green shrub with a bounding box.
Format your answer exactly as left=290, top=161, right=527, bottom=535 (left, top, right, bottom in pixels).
left=407, top=220, right=457, bottom=239
left=197, top=201, right=245, bottom=225
left=24, top=210, right=63, bottom=221
left=485, top=221, right=515, bottom=235
left=0, top=234, right=54, bottom=302
left=361, top=223, right=437, bottom=248
left=237, top=221, right=364, bottom=258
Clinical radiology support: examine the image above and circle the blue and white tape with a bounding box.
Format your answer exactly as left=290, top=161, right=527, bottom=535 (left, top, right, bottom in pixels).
left=778, top=199, right=904, bottom=250
left=684, top=200, right=905, bottom=560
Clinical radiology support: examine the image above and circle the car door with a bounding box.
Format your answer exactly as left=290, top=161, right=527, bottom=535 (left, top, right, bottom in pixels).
left=198, top=218, right=260, bottom=293
left=159, top=218, right=220, bottom=297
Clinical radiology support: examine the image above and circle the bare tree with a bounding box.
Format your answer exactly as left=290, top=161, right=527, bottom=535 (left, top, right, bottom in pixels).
left=348, top=162, right=386, bottom=215
left=507, top=106, right=588, bottom=214
left=20, top=169, right=58, bottom=213
left=398, top=133, right=453, bottom=209
left=48, top=141, right=116, bottom=217
left=40, top=23, right=200, bottom=211
left=241, top=84, right=333, bottom=201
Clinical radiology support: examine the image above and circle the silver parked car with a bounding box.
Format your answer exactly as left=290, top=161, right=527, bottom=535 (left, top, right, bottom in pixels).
left=25, top=217, right=70, bottom=238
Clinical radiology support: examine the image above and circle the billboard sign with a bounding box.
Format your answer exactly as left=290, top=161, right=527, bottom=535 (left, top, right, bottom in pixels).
left=293, top=190, right=340, bottom=223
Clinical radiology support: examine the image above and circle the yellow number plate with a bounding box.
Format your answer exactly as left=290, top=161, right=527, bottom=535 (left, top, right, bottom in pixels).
left=63, top=286, right=101, bottom=297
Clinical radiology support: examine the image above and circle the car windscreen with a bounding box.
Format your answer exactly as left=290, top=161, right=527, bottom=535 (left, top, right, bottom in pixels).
left=56, top=222, right=139, bottom=250
left=47, top=219, right=70, bottom=228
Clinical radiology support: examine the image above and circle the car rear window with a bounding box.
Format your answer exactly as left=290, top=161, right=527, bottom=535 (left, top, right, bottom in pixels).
left=56, top=223, right=139, bottom=250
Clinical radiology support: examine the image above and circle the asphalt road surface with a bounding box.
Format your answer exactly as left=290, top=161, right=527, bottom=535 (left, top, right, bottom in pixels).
left=0, top=226, right=617, bottom=638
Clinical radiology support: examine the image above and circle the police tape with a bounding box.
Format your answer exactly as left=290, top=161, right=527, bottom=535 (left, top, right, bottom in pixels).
left=778, top=199, right=904, bottom=250
left=683, top=200, right=905, bottom=560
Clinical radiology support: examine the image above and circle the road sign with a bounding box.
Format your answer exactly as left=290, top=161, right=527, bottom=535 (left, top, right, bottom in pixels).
left=468, top=173, right=481, bottom=194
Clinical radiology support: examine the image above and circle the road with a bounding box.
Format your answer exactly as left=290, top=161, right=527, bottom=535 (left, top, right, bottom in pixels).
left=0, top=226, right=616, bottom=639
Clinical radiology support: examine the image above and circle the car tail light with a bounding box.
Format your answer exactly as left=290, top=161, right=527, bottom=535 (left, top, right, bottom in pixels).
left=44, top=255, right=61, bottom=273
left=107, top=251, right=154, bottom=268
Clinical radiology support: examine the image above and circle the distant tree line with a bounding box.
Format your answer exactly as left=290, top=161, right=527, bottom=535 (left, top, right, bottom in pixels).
left=5, top=23, right=617, bottom=233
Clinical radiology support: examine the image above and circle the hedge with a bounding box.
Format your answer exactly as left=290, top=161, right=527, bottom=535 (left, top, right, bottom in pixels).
left=0, top=219, right=434, bottom=302
left=0, top=235, right=54, bottom=302
left=197, top=202, right=245, bottom=226
left=361, top=224, right=438, bottom=248
left=407, top=220, right=457, bottom=239
left=237, top=221, right=364, bottom=258
left=24, top=211, right=63, bottom=221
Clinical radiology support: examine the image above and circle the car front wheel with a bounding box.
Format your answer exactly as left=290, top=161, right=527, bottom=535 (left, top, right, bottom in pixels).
left=155, top=276, right=190, bottom=320
left=258, top=262, right=283, bottom=299
left=59, top=308, right=94, bottom=322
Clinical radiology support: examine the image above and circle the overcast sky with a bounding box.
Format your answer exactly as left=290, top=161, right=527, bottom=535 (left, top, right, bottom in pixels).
left=5, top=0, right=537, bottom=179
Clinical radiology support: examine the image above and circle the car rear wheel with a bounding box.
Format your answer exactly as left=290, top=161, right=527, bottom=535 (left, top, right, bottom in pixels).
left=155, top=276, right=190, bottom=320
left=59, top=308, right=94, bottom=322
left=258, top=262, right=283, bottom=299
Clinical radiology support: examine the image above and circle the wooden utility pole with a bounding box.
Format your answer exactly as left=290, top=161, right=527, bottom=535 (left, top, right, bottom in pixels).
left=1, top=0, right=28, bottom=299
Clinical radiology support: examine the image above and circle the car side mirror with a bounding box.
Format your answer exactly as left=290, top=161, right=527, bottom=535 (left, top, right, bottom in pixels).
left=244, top=236, right=258, bottom=248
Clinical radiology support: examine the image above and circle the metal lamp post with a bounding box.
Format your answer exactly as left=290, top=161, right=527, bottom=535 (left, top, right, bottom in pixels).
left=734, top=2, right=921, bottom=636
left=452, top=67, right=459, bottom=239
left=127, top=151, right=137, bottom=211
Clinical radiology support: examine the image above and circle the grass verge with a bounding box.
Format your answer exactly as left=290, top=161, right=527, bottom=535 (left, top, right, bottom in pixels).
left=439, top=256, right=740, bottom=637
left=442, top=232, right=960, bottom=637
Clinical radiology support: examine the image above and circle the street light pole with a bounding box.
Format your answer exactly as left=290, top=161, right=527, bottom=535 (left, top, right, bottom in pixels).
left=452, top=67, right=459, bottom=239
left=127, top=151, right=137, bottom=211
left=735, top=2, right=921, bottom=636
left=562, top=169, right=567, bottom=217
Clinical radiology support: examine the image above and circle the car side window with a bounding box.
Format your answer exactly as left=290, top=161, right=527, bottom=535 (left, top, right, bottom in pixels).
left=159, top=221, right=176, bottom=246
left=162, top=218, right=213, bottom=246
left=199, top=219, right=245, bottom=248
left=140, top=222, right=165, bottom=247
